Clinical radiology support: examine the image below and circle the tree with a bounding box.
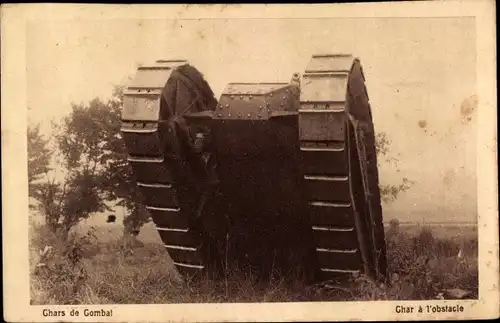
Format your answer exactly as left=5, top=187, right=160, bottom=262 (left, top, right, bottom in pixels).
left=100, top=86, right=151, bottom=236
left=55, top=90, right=152, bottom=237
left=29, top=84, right=152, bottom=238
left=375, top=132, right=415, bottom=204
left=28, top=100, right=116, bottom=237
left=27, top=123, right=64, bottom=230
left=28, top=88, right=151, bottom=238
left=27, top=123, right=52, bottom=200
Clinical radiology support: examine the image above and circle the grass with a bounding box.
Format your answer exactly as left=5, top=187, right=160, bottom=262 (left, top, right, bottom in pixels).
left=29, top=220, right=478, bottom=304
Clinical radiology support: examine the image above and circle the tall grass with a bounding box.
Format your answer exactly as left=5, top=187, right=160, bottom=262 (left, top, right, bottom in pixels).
left=29, top=222, right=478, bottom=304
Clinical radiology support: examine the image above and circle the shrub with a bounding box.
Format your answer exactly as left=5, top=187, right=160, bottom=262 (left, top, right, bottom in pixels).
left=30, top=224, right=98, bottom=304
left=352, top=225, right=479, bottom=300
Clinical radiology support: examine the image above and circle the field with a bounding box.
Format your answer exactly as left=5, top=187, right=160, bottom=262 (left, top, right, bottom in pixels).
left=29, top=218, right=478, bottom=304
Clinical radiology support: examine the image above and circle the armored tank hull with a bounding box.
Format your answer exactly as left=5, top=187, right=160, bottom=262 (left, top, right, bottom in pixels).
left=120, top=55, right=387, bottom=283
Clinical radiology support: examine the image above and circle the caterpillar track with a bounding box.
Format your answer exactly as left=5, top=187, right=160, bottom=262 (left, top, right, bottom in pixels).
left=121, top=55, right=387, bottom=283
left=298, top=54, right=387, bottom=281
left=121, top=60, right=219, bottom=278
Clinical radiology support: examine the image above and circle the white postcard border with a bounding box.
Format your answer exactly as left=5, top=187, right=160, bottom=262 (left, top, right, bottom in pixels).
left=1, top=1, right=498, bottom=322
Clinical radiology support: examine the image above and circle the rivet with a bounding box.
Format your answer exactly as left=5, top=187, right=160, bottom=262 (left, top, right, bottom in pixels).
left=267, top=109, right=271, bottom=113
left=230, top=95, right=234, bottom=99
left=282, top=96, right=286, bottom=100
left=249, top=95, right=253, bottom=99
left=266, top=103, right=270, bottom=107
left=217, top=113, right=222, bottom=117
left=247, top=113, right=251, bottom=117
left=259, top=105, right=263, bottom=110
left=228, top=113, right=232, bottom=117
left=240, top=95, right=243, bottom=99
left=269, top=93, right=273, bottom=97
left=226, top=104, right=229, bottom=108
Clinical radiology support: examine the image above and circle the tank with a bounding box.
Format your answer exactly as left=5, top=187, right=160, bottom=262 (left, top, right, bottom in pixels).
left=120, top=54, right=387, bottom=284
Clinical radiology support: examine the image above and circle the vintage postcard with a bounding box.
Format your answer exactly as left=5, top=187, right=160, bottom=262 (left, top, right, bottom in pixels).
left=2, top=1, right=498, bottom=322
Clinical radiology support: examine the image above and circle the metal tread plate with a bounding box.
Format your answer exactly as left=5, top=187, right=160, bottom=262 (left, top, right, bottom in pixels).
left=304, top=175, right=351, bottom=203
left=316, top=248, right=362, bottom=271
left=122, top=131, right=164, bottom=157
left=300, top=142, right=348, bottom=175
left=298, top=110, right=345, bottom=141
left=300, top=73, right=349, bottom=103
left=122, top=93, right=162, bottom=121
left=305, top=54, right=355, bottom=73
left=165, top=245, right=204, bottom=267
left=157, top=228, right=201, bottom=247
left=307, top=202, right=355, bottom=227
left=128, top=156, right=175, bottom=184
left=127, top=67, right=175, bottom=90
left=148, top=206, right=187, bottom=229
left=138, top=184, right=179, bottom=208
left=311, top=226, right=358, bottom=250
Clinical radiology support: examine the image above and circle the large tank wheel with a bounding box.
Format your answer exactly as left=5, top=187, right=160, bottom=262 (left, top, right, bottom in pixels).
left=298, top=54, right=387, bottom=282
left=121, top=60, right=223, bottom=281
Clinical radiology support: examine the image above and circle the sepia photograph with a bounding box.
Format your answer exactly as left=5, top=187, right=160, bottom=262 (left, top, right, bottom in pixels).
left=2, top=2, right=498, bottom=322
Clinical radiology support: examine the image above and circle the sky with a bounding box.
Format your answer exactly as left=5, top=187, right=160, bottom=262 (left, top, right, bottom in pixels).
left=26, top=17, right=478, bottom=223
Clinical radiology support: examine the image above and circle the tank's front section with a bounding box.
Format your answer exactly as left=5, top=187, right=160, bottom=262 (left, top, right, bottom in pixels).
left=209, top=83, right=318, bottom=281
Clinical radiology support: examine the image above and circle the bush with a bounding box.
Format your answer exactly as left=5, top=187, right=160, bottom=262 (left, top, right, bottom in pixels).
left=30, top=224, right=99, bottom=304
left=350, top=225, right=478, bottom=300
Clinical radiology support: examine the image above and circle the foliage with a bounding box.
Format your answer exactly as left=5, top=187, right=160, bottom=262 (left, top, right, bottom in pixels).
left=98, top=86, right=151, bottom=235
left=28, top=123, right=93, bottom=235
left=27, top=124, right=53, bottom=205
left=28, top=124, right=52, bottom=183
left=27, top=86, right=150, bottom=237
left=59, top=86, right=151, bottom=235
left=30, top=99, right=117, bottom=236
left=379, top=178, right=414, bottom=204
left=30, top=223, right=99, bottom=304
left=375, top=132, right=415, bottom=203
